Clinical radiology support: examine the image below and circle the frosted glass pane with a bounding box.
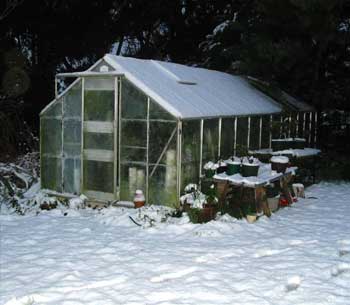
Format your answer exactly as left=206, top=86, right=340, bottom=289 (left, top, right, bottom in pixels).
left=41, top=156, right=62, bottom=192
left=83, top=160, right=113, bottom=193
left=149, top=121, right=176, bottom=164
left=84, top=132, right=113, bottom=150
left=181, top=120, right=200, bottom=190
left=220, top=118, right=235, bottom=159
left=63, top=158, right=80, bottom=194
left=120, top=164, right=146, bottom=201
left=64, top=81, right=82, bottom=118
left=41, top=118, right=62, bottom=156
left=85, top=77, right=114, bottom=90
left=149, top=99, right=174, bottom=120
left=149, top=165, right=177, bottom=208
left=121, top=120, right=147, bottom=147
left=63, top=119, right=81, bottom=157
left=249, top=116, right=260, bottom=150
left=203, top=119, right=218, bottom=163
left=84, top=91, right=114, bottom=121
left=44, top=99, right=62, bottom=117
left=121, top=78, right=147, bottom=119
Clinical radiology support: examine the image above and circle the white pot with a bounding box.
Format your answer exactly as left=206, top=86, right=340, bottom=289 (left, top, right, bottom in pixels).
left=246, top=215, right=257, bottom=223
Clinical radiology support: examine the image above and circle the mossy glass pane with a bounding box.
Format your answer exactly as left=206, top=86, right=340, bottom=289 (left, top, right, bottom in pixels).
left=120, top=163, right=146, bottom=201
left=236, top=117, right=248, bottom=151
left=261, top=116, right=271, bottom=149
left=220, top=118, right=235, bottom=159
left=64, top=80, right=82, bottom=118
left=63, top=119, right=81, bottom=157
left=121, top=78, right=147, bottom=119
left=181, top=120, right=200, bottom=191
left=44, top=100, right=62, bottom=117
left=84, top=132, right=113, bottom=150
left=83, top=160, right=113, bottom=193
left=121, top=120, right=147, bottom=147
left=149, top=99, right=175, bottom=121
left=41, top=156, right=62, bottom=192
left=149, top=121, right=177, bottom=164
left=41, top=118, right=62, bottom=156
left=63, top=158, right=80, bottom=194
left=84, top=91, right=114, bottom=121
left=203, top=119, right=218, bottom=163
left=249, top=116, right=260, bottom=150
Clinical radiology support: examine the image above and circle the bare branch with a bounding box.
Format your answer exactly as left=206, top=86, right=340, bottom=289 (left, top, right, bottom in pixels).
left=0, top=0, right=25, bottom=22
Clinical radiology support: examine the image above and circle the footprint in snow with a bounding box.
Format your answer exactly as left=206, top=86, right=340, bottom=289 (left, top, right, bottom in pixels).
left=339, top=248, right=350, bottom=257
left=150, top=267, right=197, bottom=283
left=285, top=276, right=301, bottom=292
left=331, top=263, right=350, bottom=277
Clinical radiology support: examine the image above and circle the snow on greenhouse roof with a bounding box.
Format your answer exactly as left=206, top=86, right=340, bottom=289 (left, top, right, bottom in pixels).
left=103, top=54, right=282, bottom=119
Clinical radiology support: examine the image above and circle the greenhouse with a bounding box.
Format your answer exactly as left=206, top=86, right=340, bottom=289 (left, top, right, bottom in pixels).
left=40, top=55, right=317, bottom=207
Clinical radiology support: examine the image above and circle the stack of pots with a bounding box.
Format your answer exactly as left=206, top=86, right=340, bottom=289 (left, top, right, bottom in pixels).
left=270, top=156, right=290, bottom=173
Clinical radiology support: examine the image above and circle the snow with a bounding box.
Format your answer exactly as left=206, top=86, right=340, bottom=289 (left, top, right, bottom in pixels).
left=1, top=182, right=350, bottom=304
left=214, top=163, right=296, bottom=187
left=250, top=148, right=321, bottom=157
left=271, top=156, right=290, bottom=164
left=103, top=55, right=282, bottom=119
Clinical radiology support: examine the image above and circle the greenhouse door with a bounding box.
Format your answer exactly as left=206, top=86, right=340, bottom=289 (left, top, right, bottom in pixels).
left=82, top=77, right=118, bottom=201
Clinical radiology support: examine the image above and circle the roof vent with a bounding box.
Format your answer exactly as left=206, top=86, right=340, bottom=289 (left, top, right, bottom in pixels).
left=99, top=65, right=109, bottom=72
left=151, top=60, right=197, bottom=85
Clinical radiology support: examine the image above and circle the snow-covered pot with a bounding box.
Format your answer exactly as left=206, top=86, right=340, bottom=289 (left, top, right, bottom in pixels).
left=134, top=189, right=145, bottom=208
left=226, top=158, right=241, bottom=175
left=241, top=157, right=260, bottom=177
left=271, top=138, right=294, bottom=151
left=216, top=161, right=228, bottom=174
left=270, top=156, right=289, bottom=173
left=203, top=162, right=217, bottom=178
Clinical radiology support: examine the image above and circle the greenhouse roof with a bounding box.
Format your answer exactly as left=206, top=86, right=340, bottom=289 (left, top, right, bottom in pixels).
left=103, top=54, right=282, bottom=119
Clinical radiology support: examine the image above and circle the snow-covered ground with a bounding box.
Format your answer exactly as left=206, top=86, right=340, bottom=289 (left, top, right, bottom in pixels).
left=1, top=182, right=350, bottom=305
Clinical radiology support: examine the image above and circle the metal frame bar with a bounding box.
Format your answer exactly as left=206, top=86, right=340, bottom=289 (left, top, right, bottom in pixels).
left=146, top=97, right=150, bottom=203
left=247, top=116, right=251, bottom=150
left=118, top=78, right=122, bottom=198
left=61, top=95, right=65, bottom=192
left=56, top=72, right=124, bottom=78
left=308, top=112, right=312, bottom=145
left=55, top=77, right=58, bottom=98
left=113, top=77, right=118, bottom=200
left=303, top=112, right=306, bottom=138
left=296, top=113, right=299, bottom=137
left=314, top=112, right=318, bottom=147
left=259, top=116, right=263, bottom=149
left=288, top=115, right=292, bottom=138
left=218, top=118, right=222, bottom=158
left=199, top=119, right=204, bottom=183
left=234, top=117, right=237, bottom=155
left=280, top=116, right=283, bottom=138
left=176, top=120, right=182, bottom=203
left=80, top=78, right=85, bottom=193
left=269, top=115, right=273, bottom=149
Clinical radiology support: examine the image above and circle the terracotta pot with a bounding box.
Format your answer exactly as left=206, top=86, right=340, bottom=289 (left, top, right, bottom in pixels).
left=201, top=204, right=216, bottom=222
left=134, top=201, right=145, bottom=209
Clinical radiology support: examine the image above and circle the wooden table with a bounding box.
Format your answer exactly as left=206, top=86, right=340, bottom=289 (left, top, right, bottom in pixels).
left=213, top=164, right=297, bottom=217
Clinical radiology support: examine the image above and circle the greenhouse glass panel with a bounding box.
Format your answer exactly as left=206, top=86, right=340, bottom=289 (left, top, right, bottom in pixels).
left=120, top=163, right=147, bottom=201
left=181, top=120, right=200, bottom=190
left=202, top=119, right=218, bottom=163
left=63, top=119, right=81, bottom=156
left=220, top=118, right=235, bottom=159
left=84, top=90, right=114, bottom=122
left=271, top=114, right=282, bottom=139
left=41, top=117, right=62, bottom=156
left=84, top=132, right=113, bottom=150
left=261, top=115, right=271, bottom=149
left=236, top=117, right=248, bottom=155
left=149, top=100, right=175, bottom=121
left=297, top=113, right=305, bottom=138
left=149, top=132, right=177, bottom=208
left=63, top=158, right=80, bottom=194
left=41, top=156, right=62, bottom=192
left=249, top=116, right=260, bottom=150
left=121, top=78, right=147, bottom=119
left=83, top=160, right=114, bottom=193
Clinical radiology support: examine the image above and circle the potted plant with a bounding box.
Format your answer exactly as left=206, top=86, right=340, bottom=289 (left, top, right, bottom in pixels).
left=201, top=184, right=217, bottom=221
left=216, top=160, right=228, bottom=174
left=246, top=203, right=257, bottom=223
left=203, top=161, right=218, bottom=178
left=270, top=155, right=290, bottom=173
left=241, top=157, right=260, bottom=177
left=226, top=156, right=241, bottom=175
